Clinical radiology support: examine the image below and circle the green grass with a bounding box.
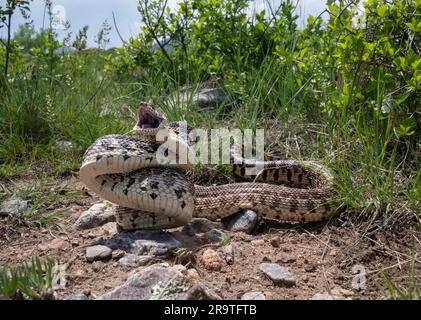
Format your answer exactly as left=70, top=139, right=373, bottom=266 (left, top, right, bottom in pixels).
left=0, top=0, right=419, bottom=298
left=384, top=255, right=421, bottom=300
left=0, top=257, right=60, bottom=300
left=1, top=52, right=419, bottom=223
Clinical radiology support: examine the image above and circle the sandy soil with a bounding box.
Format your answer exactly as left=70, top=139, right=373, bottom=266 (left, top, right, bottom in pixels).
left=0, top=176, right=419, bottom=300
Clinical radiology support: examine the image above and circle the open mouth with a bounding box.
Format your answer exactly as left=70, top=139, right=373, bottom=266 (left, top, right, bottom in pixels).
left=134, top=107, right=163, bottom=130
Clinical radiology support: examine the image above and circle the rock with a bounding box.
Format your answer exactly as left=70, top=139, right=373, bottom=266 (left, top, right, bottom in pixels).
left=102, top=222, right=118, bottom=236
left=186, top=269, right=200, bottom=283
left=259, top=263, right=296, bottom=287
left=87, top=232, right=98, bottom=238
left=201, top=249, right=222, bottom=271
left=221, top=244, right=235, bottom=265
left=105, top=230, right=181, bottom=257
left=181, top=218, right=224, bottom=236
left=261, top=256, right=272, bottom=263
left=0, top=199, right=30, bottom=217
left=202, top=229, right=229, bottom=244
left=193, top=87, right=227, bottom=108
left=47, top=238, right=70, bottom=251
left=329, top=249, right=338, bottom=257
left=275, top=253, right=296, bottom=264
left=98, top=264, right=187, bottom=300
left=63, top=294, right=89, bottom=300
left=92, top=236, right=105, bottom=245
left=86, top=245, right=112, bottom=262
left=223, top=210, right=258, bottom=234
left=73, top=203, right=116, bottom=230
left=82, top=289, right=91, bottom=296
left=264, top=291, right=274, bottom=299
left=251, top=239, right=265, bottom=246
left=112, top=249, right=126, bottom=260
left=92, top=261, right=105, bottom=272
left=118, top=254, right=152, bottom=267
left=241, top=291, right=266, bottom=300
left=178, top=284, right=222, bottom=300
left=304, top=263, right=316, bottom=272
left=270, top=236, right=281, bottom=247
left=169, top=84, right=228, bottom=111
left=38, top=238, right=69, bottom=252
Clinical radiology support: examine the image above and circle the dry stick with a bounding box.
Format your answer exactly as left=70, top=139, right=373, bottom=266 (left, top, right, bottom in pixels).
left=112, top=11, right=125, bottom=44
left=4, top=11, right=12, bottom=77
left=360, top=233, right=421, bottom=265
left=413, top=234, right=421, bottom=247
left=48, top=228, right=58, bottom=239
left=302, top=229, right=334, bottom=251
left=54, top=222, right=72, bottom=241
left=341, top=259, right=413, bottom=278
left=140, top=0, right=173, bottom=65
left=6, top=240, right=41, bottom=247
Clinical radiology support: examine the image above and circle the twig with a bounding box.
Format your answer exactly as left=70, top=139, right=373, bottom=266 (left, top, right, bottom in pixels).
left=302, top=229, right=334, bottom=251
left=112, top=11, right=125, bottom=43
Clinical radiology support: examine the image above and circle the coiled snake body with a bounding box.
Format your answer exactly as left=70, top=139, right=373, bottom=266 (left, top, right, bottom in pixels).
left=80, top=104, right=335, bottom=230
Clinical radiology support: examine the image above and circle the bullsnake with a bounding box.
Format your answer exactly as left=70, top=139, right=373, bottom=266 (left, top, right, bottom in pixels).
left=80, top=103, right=335, bottom=230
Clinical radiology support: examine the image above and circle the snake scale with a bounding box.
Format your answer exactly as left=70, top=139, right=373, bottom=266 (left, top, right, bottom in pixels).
left=80, top=103, right=335, bottom=231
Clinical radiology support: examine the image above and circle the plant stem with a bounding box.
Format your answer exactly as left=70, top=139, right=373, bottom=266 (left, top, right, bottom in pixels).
left=4, top=11, right=12, bottom=77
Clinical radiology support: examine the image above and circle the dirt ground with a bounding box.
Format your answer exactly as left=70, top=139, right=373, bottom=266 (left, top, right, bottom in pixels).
left=0, top=175, right=420, bottom=300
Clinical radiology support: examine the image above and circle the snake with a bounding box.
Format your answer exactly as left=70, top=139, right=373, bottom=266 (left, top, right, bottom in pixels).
left=80, top=103, right=335, bottom=231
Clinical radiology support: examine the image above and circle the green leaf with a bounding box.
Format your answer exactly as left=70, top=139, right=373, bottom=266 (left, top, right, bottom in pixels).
left=377, top=4, right=388, bottom=17
left=396, top=92, right=410, bottom=105
left=395, top=117, right=416, bottom=137
left=255, top=22, right=265, bottom=33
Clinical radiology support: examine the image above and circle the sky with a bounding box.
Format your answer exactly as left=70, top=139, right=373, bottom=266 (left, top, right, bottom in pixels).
left=1, top=0, right=327, bottom=48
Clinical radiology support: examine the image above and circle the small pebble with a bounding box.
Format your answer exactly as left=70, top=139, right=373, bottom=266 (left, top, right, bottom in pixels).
left=118, top=254, right=152, bottom=267
left=223, top=209, right=258, bottom=234
left=111, top=249, right=126, bottom=260
left=201, top=249, right=223, bottom=271
left=71, top=240, right=79, bottom=247
left=262, top=256, right=272, bottom=263
left=63, top=294, right=89, bottom=300
left=251, top=239, right=265, bottom=246
left=202, top=229, right=229, bottom=243
left=304, top=263, right=316, bottom=272
left=186, top=269, right=200, bottom=283
left=82, top=289, right=91, bottom=296
left=91, top=261, right=105, bottom=272
left=275, top=253, right=296, bottom=264
left=86, top=245, right=112, bottom=262
left=241, top=291, right=265, bottom=300
left=270, top=236, right=281, bottom=247
left=221, top=244, right=235, bottom=265
left=260, top=263, right=296, bottom=286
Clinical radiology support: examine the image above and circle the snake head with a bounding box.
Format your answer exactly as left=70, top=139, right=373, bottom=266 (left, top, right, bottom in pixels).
left=133, top=102, right=167, bottom=135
